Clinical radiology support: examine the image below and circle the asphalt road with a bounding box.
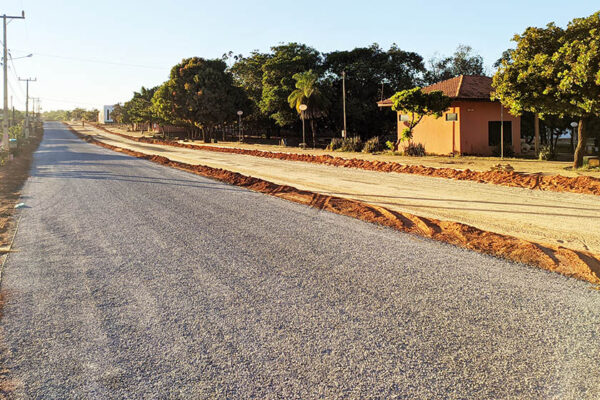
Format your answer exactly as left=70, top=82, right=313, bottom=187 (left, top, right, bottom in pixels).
left=1, top=122, right=599, bottom=399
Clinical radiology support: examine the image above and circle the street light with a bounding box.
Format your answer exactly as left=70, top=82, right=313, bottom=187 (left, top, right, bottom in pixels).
left=570, top=121, right=579, bottom=152
left=237, top=110, right=243, bottom=142
left=9, top=53, right=32, bottom=61
left=299, top=104, right=307, bottom=149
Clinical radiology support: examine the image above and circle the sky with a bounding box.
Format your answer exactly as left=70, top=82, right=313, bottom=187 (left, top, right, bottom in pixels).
left=3, top=0, right=599, bottom=112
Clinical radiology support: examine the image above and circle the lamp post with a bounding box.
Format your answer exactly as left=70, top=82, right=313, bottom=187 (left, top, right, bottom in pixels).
left=237, top=110, right=243, bottom=142
left=570, top=121, right=579, bottom=154
left=299, top=104, right=307, bottom=149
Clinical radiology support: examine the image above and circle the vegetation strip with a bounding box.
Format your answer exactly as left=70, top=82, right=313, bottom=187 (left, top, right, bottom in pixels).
left=91, top=124, right=600, bottom=197
left=68, top=124, right=600, bottom=285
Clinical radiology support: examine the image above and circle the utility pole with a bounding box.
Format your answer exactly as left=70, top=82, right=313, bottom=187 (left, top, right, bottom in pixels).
left=342, top=71, right=347, bottom=138
left=2, top=11, right=25, bottom=150
left=19, top=77, right=36, bottom=138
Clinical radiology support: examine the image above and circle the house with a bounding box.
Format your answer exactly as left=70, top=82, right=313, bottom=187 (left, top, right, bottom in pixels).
left=378, top=75, right=521, bottom=156
left=98, top=105, right=114, bottom=124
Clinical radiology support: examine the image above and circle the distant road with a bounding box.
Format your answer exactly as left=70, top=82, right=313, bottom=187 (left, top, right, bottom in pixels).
left=1, top=122, right=599, bottom=398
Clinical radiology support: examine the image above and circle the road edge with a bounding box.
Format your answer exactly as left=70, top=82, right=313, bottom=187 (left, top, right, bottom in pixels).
left=66, top=123, right=600, bottom=285
left=90, top=123, right=600, bottom=197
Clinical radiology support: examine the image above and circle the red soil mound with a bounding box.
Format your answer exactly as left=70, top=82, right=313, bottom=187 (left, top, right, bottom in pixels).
left=70, top=125, right=600, bottom=285
left=91, top=124, right=600, bottom=197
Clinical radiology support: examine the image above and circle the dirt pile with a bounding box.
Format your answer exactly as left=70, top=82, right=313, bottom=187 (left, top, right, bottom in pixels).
left=91, top=124, right=600, bottom=197
left=71, top=125, right=600, bottom=285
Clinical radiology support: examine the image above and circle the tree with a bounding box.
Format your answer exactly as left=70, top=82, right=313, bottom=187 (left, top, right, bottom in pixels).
left=260, top=43, right=321, bottom=127
left=123, top=86, right=158, bottom=131
left=228, top=50, right=277, bottom=135
left=424, top=45, right=485, bottom=84
left=110, top=103, right=129, bottom=124
left=492, top=11, right=600, bottom=168
left=390, top=87, right=451, bottom=142
left=323, top=43, right=425, bottom=138
left=162, top=57, right=249, bottom=140
left=288, top=70, right=330, bottom=147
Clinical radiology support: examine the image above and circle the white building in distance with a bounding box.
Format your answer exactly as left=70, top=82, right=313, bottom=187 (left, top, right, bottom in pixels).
left=98, top=105, right=115, bottom=124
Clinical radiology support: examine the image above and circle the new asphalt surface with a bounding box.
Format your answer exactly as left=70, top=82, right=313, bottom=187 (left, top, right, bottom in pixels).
left=1, top=122, right=600, bottom=399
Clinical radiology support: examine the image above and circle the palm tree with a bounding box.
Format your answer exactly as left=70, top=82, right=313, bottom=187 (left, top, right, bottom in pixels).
left=288, top=70, right=330, bottom=147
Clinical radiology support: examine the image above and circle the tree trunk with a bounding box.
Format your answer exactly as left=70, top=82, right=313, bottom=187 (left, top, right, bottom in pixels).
left=310, top=119, right=316, bottom=148
left=573, top=118, right=587, bottom=169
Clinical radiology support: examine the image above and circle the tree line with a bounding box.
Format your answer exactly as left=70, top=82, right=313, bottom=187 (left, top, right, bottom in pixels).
left=110, top=43, right=485, bottom=142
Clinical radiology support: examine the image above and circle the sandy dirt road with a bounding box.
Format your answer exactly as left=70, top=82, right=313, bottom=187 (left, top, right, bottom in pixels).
left=71, top=123, right=600, bottom=254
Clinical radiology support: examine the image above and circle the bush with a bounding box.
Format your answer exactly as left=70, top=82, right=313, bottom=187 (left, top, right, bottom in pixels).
left=326, top=138, right=344, bottom=151
left=538, top=145, right=555, bottom=161
left=362, top=137, right=384, bottom=153
left=385, top=140, right=396, bottom=151
left=403, top=142, right=426, bottom=157
left=339, top=137, right=363, bottom=152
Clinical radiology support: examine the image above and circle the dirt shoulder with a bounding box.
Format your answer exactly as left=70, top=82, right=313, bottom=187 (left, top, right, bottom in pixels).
left=104, top=124, right=599, bottom=178
left=68, top=123, right=600, bottom=285
left=0, top=132, right=42, bottom=397
left=93, top=124, right=600, bottom=196
left=0, top=136, right=42, bottom=250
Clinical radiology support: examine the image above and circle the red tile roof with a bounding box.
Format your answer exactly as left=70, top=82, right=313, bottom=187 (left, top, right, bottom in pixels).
left=377, top=75, right=493, bottom=106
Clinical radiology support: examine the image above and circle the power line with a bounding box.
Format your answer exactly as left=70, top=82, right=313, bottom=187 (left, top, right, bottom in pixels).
left=38, top=96, right=100, bottom=107
left=32, top=52, right=167, bottom=70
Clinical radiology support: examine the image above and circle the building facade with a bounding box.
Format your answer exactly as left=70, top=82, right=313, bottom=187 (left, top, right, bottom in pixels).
left=378, top=75, right=521, bottom=156
left=98, top=105, right=115, bottom=124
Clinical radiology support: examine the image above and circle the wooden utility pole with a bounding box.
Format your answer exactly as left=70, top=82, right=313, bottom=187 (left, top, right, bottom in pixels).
left=19, top=77, right=36, bottom=138
left=342, top=71, right=347, bottom=138
left=534, top=114, right=540, bottom=155
left=2, top=11, right=25, bottom=149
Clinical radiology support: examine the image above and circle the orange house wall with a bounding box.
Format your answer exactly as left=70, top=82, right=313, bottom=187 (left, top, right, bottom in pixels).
left=396, top=100, right=521, bottom=156
left=398, top=105, right=460, bottom=155
left=457, top=101, right=521, bottom=155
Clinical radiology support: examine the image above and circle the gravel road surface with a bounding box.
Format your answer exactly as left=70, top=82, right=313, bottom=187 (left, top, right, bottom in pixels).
left=1, top=122, right=600, bottom=399
left=72, top=123, right=600, bottom=254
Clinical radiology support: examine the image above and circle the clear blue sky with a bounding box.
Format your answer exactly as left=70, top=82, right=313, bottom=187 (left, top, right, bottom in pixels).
left=4, top=0, right=599, bottom=111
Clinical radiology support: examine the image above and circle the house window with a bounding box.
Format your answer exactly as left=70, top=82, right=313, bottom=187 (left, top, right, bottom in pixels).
left=106, top=110, right=111, bottom=121
left=488, top=121, right=512, bottom=146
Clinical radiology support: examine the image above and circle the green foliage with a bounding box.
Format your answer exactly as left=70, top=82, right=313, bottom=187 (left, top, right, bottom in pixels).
left=288, top=70, right=329, bottom=118
left=326, top=138, right=344, bottom=151
left=538, top=145, right=555, bottom=160
left=260, top=43, right=321, bottom=127
left=323, top=43, right=425, bottom=137
left=9, top=122, right=24, bottom=139
left=123, top=86, right=158, bottom=127
left=492, top=11, right=600, bottom=167
left=403, top=142, right=426, bottom=156
left=385, top=140, right=395, bottom=151
left=42, top=110, right=69, bottom=121
left=338, top=137, right=363, bottom=152
left=157, top=57, right=249, bottom=138
left=391, top=87, right=451, bottom=140
left=424, top=45, right=485, bottom=84
left=228, top=51, right=272, bottom=122
left=362, top=136, right=384, bottom=153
